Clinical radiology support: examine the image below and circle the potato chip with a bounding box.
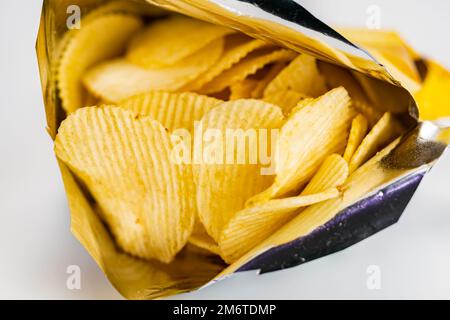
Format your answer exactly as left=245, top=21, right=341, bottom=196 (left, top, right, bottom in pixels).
left=57, top=14, right=144, bottom=113
left=348, top=112, right=403, bottom=173
left=83, top=38, right=224, bottom=102
left=247, top=87, right=356, bottom=205
left=55, top=106, right=195, bottom=263
left=183, top=35, right=272, bottom=91
left=264, top=54, right=328, bottom=97
left=219, top=154, right=348, bottom=263
left=263, top=90, right=308, bottom=113
left=127, top=15, right=234, bottom=68
left=194, top=100, right=284, bottom=241
left=229, top=79, right=259, bottom=99
left=119, top=91, right=222, bottom=131
left=198, top=48, right=297, bottom=94
left=343, top=114, right=369, bottom=162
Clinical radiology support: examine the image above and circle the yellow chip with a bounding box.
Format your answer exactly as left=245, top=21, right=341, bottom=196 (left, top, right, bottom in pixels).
left=83, top=38, right=224, bottom=102
left=119, top=91, right=223, bottom=131
left=55, top=106, right=195, bottom=263
left=343, top=114, right=369, bottom=162
left=188, top=221, right=221, bottom=255
left=229, top=79, right=259, bottom=99
left=183, top=35, right=272, bottom=91
left=127, top=15, right=234, bottom=68
left=247, top=87, right=356, bottom=205
left=348, top=112, right=403, bottom=173
left=264, top=54, right=328, bottom=97
left=194, top=100, right=284, bottom=241
left=219, top=154, right=348, bottom=263
left=263, top=90, right=308, bottom=113
left=57, top=14, right=144, bottom=113
left=198, top=48, right=297, bottom=94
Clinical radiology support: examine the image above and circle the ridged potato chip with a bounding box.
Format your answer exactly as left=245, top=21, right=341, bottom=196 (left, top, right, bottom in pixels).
left=343, top=114, right=369, bottom=162
left=119, top=91, right=222, bottom=131
left=264, top=90, right=308, bottom=113
left=198, top=48, right=297, bottom=94
left=247, top=87, right=356, bottom=205
left=219, top=153, right=348, bottom=263
left=83, top=38, right=224, bottom=102
left=127, top=15, right=234, bottom=69
left=348, top=112, right=403, bottom=173
left=183, top=35, right=272, bottom=92
left=194, top=100, right=284, bottom=241
left=264, top=54, right=328, bottom=97
left=57, top=14, right=144, bottom=113
left=55, top=106, right=195, bottom=263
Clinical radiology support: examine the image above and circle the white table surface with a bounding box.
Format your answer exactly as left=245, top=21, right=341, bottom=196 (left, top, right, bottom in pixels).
left=0, top=0, right=449, bottom=299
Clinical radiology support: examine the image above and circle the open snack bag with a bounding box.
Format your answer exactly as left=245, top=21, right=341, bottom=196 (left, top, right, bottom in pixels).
left=36, top=0, right=450, bottom=299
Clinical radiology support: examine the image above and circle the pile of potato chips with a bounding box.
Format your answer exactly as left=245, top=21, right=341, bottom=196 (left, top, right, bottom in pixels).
left=54, top=2, right=407, bottom=265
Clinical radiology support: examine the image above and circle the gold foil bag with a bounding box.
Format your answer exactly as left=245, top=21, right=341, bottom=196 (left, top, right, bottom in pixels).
left=36, top=0, right=449, bottom=299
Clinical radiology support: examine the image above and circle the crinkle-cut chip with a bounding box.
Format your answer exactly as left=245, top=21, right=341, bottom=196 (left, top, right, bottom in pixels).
left=251, top=62, right=288, bottom=98
left=301, top=154, right=349, bottom=195
left=348, top=112, right=403, bottom=173
left=127, top=15, right=234, bottom=69
left=83, top=38, right=224, bottom=102
left=183, top=35, right=272, bottom=92
left=264, top=90, right=308, bottom=113
left=247, top=87, right=356, bottom=205
left=264, top=54, right=328, bottom=98
left=119, top=91, right=222, bottom=131
left=198, top=48, right=297, bottom=94
left=351, top=100, right=383, bottom=127
left=219, top=188, right=339, bottom=263
left=57, top=14, right=144, bottom=113
left=194, top=100, right=285, bottom=241
left=188, top=221, right=221, bottom=255
left=219, top=154, right=348, bottom=263
left=343, top=114, right=369, bottom=162
left=54, top=106, right=195, bottom=263
left=229, top=79, right=259, bottom=99
left=414, top=61, right=450, bottom=121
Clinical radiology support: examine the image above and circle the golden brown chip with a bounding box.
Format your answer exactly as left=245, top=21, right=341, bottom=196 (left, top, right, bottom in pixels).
left=194, top=100, right=284, bottom=241
left=247, top=87, right=356, bottom=205
left=264, top=54, right=328, bottom=97
left=55, top=106, right=195, bottom=263
left=83, top=38, right=224, bottom=102
left=127, top=15, right=234, bottom=68
left=348, top=112, right=403, bottom=173
left=343, top=114, right=369, bottom=162
left=119, top=91, right=222, bottom=131
left=198, top=48, right=297, bottom=94
left=57, top=14, right=144, bottom=113
left=183, top=35, right=273, bottom=92
left=219, top=153, right=348, bottom=263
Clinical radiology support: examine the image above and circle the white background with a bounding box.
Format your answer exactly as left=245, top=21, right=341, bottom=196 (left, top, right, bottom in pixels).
left=0, top=0, right=449, bottom=299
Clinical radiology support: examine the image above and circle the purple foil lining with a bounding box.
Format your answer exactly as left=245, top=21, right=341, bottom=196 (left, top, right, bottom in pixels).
left=238, top=171, right=425, bottom=273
